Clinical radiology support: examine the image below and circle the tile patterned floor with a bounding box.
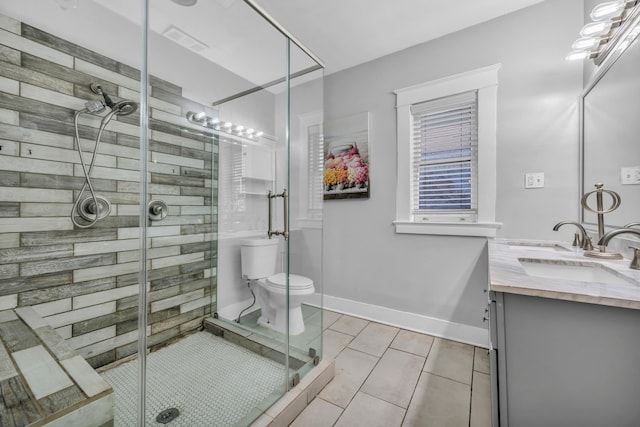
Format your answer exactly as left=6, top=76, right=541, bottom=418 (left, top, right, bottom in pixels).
left=102, top=332, right=288, bottom=427
left=289, top=310, right=492, bottom=427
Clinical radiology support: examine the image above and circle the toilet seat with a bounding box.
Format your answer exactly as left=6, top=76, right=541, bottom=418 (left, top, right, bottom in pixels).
left=263, top=273, right=314, bottom=295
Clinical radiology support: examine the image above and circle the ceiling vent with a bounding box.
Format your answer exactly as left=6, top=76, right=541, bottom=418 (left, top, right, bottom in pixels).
left=162, top=26, right=208, bottom=53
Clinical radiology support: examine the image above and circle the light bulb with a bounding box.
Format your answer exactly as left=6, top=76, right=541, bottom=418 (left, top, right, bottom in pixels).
left=590, top=1, right=626, bottom=21
left=572, top=37, right=601, bottom=50
left=580, top=21, right=613, bottom=37
left=194, top=111, right=206, bottom=121
left=565, top=50, right=593, bottom=61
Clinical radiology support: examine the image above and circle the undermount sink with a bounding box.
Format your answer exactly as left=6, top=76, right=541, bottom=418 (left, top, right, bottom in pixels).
left=518, top=258, right=638, bottom=287
left=507, top=242, right=570, bottom=252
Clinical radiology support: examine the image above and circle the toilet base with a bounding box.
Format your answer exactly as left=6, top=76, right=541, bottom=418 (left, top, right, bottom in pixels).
left=257, top=304, right=306, bottom=335
left=249, top=276, right=314, bottom=336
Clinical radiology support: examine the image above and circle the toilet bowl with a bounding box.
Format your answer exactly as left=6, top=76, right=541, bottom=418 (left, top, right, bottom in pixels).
left=240, top=238, right=315, bottom=335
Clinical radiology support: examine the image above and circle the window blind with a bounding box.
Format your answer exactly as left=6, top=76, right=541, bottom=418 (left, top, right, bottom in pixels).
left=410, top=90, right=478, bottom=218
left=307, top=123, right=324, bottom=217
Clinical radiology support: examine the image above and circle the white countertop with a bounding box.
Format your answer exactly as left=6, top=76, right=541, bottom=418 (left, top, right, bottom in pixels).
left=488, top=239, right=640, bottom=310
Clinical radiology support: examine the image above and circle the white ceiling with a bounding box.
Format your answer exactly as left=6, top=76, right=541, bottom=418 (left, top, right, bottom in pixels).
left=2, top=0, right=545, bottom=98
left=251, top=0, right=545, bottom=74
left=92, top=0, right=544, bottom=81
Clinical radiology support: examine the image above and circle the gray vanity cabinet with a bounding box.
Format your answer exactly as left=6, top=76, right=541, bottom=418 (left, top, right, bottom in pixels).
left=489, top=291, right=640, bottom=427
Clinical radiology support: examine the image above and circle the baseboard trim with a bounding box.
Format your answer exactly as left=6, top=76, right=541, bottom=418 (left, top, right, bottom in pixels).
left=307, top=293, right=489, bottom=348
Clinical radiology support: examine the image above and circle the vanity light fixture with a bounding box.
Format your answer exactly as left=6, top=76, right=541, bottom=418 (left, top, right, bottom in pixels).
left=566, top=0, right=639, bottom=62
left=185, top=111, right=267, bottom=140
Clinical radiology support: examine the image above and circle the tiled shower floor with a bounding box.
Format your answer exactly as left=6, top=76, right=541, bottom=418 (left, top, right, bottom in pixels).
left=101, top=332, right=289, bottom=427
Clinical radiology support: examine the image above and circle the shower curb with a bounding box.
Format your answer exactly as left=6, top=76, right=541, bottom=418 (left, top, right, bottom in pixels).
left=249, top=357, right=335, bottom=427
left=203, top=317, right=335, bottom=427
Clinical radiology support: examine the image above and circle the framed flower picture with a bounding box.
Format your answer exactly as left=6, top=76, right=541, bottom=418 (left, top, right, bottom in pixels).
left=323, top=112, right=370, bottom=200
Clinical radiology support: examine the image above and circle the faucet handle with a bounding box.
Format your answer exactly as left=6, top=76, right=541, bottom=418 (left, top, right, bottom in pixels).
left=629, top=246, right=640, bottom=270
left=572, top=232, right=581, bottom=247
left=582, top=235, right=594, bottom=251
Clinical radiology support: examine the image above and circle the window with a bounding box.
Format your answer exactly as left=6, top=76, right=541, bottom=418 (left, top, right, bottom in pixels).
left=296, top=111, right=323, bottom=228
left=412, top=91, right=477, bottom=219
left=394, top=64, right=502, bottom=237
left=307, top=123, right=324, bottom=219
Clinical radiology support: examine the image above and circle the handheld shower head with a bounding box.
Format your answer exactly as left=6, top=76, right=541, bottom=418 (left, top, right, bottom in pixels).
left=83, top=99, right=106, bottom=114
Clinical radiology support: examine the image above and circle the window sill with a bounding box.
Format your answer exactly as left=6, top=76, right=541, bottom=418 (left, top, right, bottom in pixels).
left=393, top=220, right=502, bottom=237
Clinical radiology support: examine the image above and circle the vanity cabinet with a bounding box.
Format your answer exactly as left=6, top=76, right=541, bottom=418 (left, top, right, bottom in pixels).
left=489, top=291, right=640, bottom=427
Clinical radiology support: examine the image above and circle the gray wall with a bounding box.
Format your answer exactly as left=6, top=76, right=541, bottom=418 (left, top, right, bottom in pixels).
left=320, top=0, right=584, bottom=332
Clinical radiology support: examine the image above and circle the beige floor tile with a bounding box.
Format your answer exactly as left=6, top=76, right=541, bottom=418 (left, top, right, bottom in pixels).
left=423, top=337, right=474, bottom=385
left=361, top=348, right=425, bottom=408
left=329, top=314, right=369, bottom=336
left=318, top=348, right=379, bottom=408
left=322, top=310, right=342, bottom=330
left=470, top=371, right=492, bottom=427
left=390, top=329, right=434, bottom=357
left=335, top=392, right=405, bottom=427
left=403, top=372, right=471, bottom=427
left=289, top=397, right=343, bottom=427
left=322, top=329, right=354, bottom=360
left=348, top=322, right=399, bottom=357
left=473, top=347, right=490, bottom=374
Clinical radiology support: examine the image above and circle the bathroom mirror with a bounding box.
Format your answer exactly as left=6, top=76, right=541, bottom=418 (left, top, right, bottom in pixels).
left=581, top=12, right=640, bottom=228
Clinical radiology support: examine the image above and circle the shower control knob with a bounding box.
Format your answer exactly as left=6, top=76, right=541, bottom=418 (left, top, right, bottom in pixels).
left=77, top=195, right=111, bottom=222
left=148, top=200, right=168, bottom=221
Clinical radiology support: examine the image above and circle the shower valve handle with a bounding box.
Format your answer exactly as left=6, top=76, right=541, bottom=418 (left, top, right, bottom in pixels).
left=148, top=200, right=168, bottom=221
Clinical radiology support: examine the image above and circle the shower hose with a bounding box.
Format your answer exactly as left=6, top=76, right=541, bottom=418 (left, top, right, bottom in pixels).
left=70, top=108, right=118, bottom=228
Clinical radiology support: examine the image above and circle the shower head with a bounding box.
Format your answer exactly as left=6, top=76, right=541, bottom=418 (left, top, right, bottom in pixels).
left=89, top=82, right=116, bottom=109
left=112, top=100, right=138, bottom=116
left=89, top=83, right=138, bottom=116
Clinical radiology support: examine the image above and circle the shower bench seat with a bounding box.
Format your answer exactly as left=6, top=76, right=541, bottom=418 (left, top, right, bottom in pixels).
left=0, top=307, right=114, bottom=427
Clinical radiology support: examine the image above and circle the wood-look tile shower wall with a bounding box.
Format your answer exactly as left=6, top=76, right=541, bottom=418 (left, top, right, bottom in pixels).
left=0, top=13, right=218, bottom=368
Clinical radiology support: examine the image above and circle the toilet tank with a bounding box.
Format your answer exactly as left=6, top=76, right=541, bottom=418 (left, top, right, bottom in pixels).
left=240, top=238, right=279, bottom=279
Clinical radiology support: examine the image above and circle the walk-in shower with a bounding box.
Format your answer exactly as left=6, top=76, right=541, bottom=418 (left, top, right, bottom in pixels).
left=0, top=0, right=323, bottom=425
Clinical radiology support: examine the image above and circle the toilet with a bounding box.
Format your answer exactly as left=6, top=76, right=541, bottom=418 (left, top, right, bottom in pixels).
left=240, top=238, right=315, bottom=335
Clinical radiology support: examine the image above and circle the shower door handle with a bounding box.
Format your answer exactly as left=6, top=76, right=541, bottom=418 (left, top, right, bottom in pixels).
left=267, top=189, right=288, bottom=240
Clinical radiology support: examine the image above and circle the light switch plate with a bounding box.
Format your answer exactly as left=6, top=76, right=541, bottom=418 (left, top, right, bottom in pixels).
left=525, top=172, right=544, bottom=189
left=620, top=166, right=640, bottom=185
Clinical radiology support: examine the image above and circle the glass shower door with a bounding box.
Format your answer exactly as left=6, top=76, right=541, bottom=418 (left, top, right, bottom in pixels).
left=281, top=39, right=325, bottom=383
left=142, top=1, right=294, bottom=425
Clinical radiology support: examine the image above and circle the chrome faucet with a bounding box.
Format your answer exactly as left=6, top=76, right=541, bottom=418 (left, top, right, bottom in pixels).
left=597, top=228, right=640, bottom=269
left=553, top=221, right=592, bottom=250
left=597, top=228, right=640, bottom=247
